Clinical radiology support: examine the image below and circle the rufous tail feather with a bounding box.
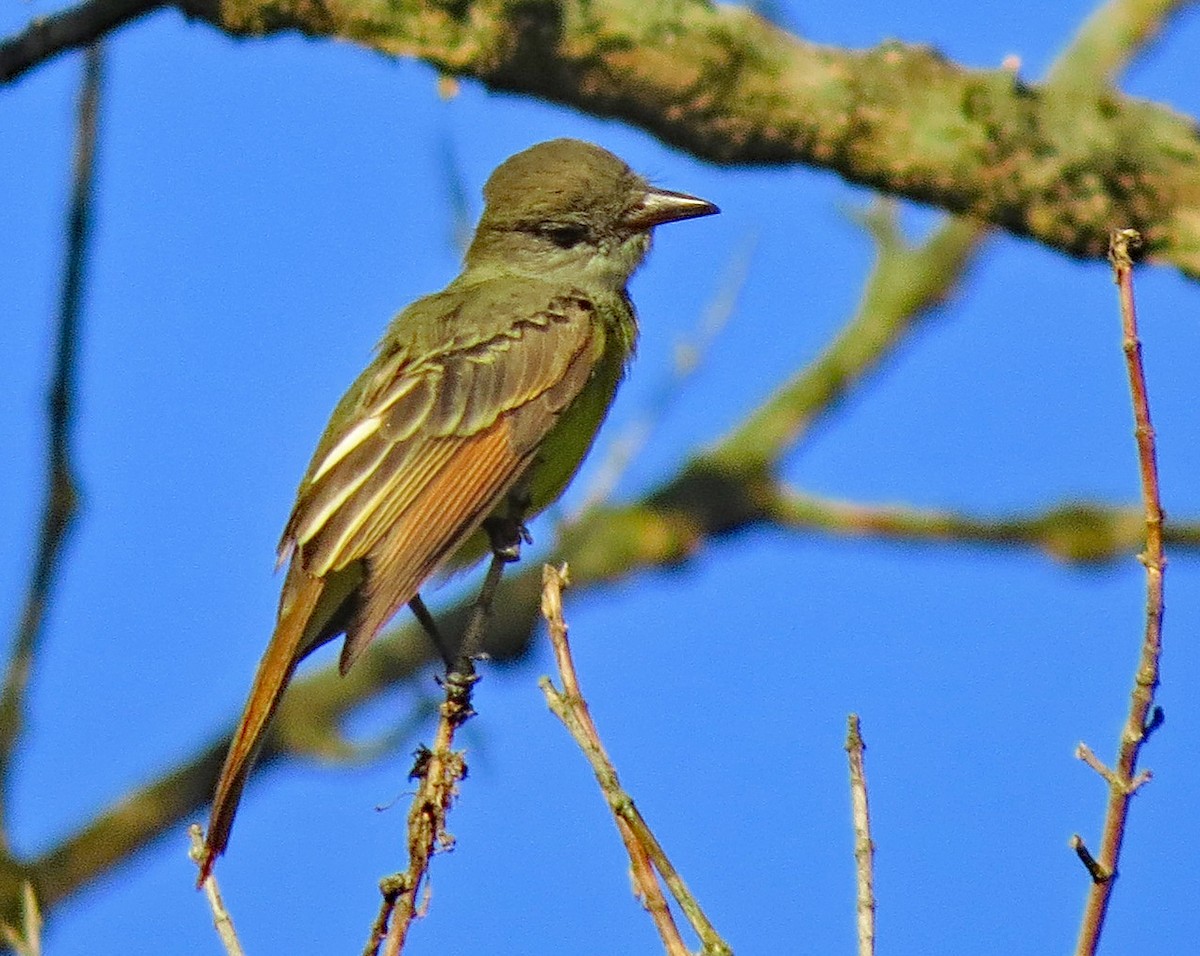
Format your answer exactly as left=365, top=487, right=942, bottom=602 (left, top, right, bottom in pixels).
left=197, top=573, right=326, bottom=883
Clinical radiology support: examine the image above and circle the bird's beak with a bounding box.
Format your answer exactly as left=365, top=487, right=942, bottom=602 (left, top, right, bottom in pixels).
left=624, top=188, right=720, bottom=230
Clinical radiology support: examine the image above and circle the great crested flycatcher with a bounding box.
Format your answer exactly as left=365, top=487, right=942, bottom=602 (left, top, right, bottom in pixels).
left=199, top=138, right=718, bottom=876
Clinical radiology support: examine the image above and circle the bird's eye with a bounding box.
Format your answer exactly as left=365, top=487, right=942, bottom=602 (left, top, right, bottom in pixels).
left=542, top=224, right=589, bottom=248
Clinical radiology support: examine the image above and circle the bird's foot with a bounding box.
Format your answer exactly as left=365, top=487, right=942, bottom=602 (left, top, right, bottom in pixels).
left=483, top=512, right=532, bottom=563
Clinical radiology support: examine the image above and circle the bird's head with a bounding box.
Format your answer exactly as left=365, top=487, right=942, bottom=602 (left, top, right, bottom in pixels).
left=465, top=138, right=718, bottom=289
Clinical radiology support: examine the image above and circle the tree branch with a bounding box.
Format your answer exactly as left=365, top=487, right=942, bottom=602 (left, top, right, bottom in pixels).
left=0, top=43, right=102, bottom=847
left=6, top=0, right=1200, bottom=274
left=1046, top=0, right=1187, bottom=89
left=0, top=0, right=160, bottom=83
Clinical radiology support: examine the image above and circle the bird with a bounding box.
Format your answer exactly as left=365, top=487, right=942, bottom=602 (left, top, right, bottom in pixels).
left=198, top=138, right=718, bottom=879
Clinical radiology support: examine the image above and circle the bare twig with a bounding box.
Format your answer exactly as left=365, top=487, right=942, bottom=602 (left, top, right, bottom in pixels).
left=539, top=566, right=686, bottom=956
left=845, top=715, right=875, bottom=956
left=0, top=882, right=43, bottom=956
left=365, top=685, right=470, bottom=956
left=1075, top=742, right=1119, bottom=787
left=1073, top=228, right=1167, bottom=956
left=1075, top=742, right=1153, bottom=793
left=539, top=565, right=731, bottom=956
left=187, top=825, right=244, bottom=956
left=366, top=540, right=520, bottom=954
left=0, top=42, right=102, bottom=842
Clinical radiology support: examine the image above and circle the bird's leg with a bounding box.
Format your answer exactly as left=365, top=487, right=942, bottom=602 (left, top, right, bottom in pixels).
left=448, top=493, right=531, bottom=687
left=408, top=594, right=455, bottom=669
left=482, top=487, right=533, bottom=562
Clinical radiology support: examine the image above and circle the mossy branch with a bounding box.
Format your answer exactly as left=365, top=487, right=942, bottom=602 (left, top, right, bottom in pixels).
left=5, top=0, right=1200, bottom=274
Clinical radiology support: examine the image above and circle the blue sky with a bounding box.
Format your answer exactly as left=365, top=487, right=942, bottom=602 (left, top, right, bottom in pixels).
left=3, top=1, right=1200, bottom=953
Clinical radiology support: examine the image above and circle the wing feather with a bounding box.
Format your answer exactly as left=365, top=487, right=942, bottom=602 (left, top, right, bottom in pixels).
left=282, top=285, right=605, bottom=644
left=288, top=437, right=394, bottom=549
left=309, top=416, right=382, bottom=483
left=378, top=371, right=441, bottom=442
left=339, top=423, right=525, bottom=670
left=327, top=439, right=460, bottom=567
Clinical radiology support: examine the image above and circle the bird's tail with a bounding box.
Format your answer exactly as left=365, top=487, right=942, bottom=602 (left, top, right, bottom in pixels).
left=197, top=571, right=327, bottom=884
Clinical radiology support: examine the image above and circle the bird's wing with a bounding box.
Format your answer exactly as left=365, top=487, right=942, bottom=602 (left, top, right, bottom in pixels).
left=281, top=282, right=606, bottom=670
left=202, top=283, right=609, bottom=878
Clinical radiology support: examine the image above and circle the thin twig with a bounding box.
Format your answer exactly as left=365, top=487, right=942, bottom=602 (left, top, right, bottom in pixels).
left=1074, top=742, right=1119, bottom=787
left=368, top=526, right=522, bottom=954
left=845, top=715, right=875, bottom=956
left=0, top=882, right=43, bottom=956
left=539, top=565, right=731, bottom=956
left=362, top=875, right=404, bottom=956
left=367, top=685, right=470, bottom=956
left=1073, top=228, right=1167, bottom=956
left=0, top=42, right=102, bottom=842
left=1074, top=742, right=1152, bottom=793
left=187, top=824, right=244, bottom=956
left=539, top=566, right=686, bottom=955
